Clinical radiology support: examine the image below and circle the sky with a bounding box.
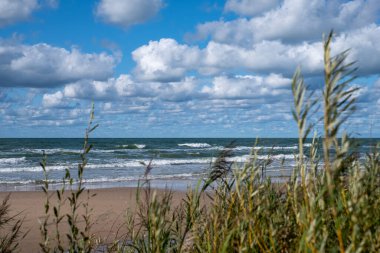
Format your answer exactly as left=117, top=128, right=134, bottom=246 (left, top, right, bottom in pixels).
left=0, top=0, right=379, bottom=138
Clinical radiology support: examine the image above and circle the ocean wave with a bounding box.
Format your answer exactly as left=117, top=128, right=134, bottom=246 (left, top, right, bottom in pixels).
left=0, top=180, right=36, bottom=185
left=0, top=157, right=26, bottom=164
left=91, top=149, right=118, bottom=153
left=219, top=146, right=251, bottom=151
left=84, top=173, right=198, bottom=183
left=210, top=145, right=309, bottom=151
left=227, top=154, right=298, bottom=163
left=178, top=143, right=212, bottom=148
left=0, top=153, right=301, bottom=173
left=11, top=144, right=306, bottom=156
left=0, top=159, right=209, bottom=173
left=0, top=173, right=202, bottom=186
left=19, top=148, right=81, bottom=155
left=233, top=146, right=297, bottom=151
left=272, top=146, right=298, bottom=150
left=116, top=144, right=146, bottom=149
left=16, top=147, right=147, bottom=155
left=0, top=165, right=69, bottom=173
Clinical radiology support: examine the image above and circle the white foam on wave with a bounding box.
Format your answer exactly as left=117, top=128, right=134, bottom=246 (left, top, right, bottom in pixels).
left=19, top=147, right=146, bottom=155
left=226, top=154, right=298, bottom=163
left=272, top=146, right=298, bottom=150
left=114, top=144, right=146, bottom=150
left=0, top=179, right=36, bottom=185
left=91, top=149, right=117, bottom=153
left=212, top=145, right=308, bottom=151
left=84, top=173, right=197, bottom=183
left=0, top=158, right=209, bottom=173
left=178, top=143, right=212, bottom=148
left=0, top=173, right=201, bottom=186
left=0, top=164, right=68, bottom=173
left=253, top=146, right=301, bottom=150
left=20, top=148, right=80, bottom=154
left=0, top=157, right=26, bottom=164
left=0, top=153, right=301, bottom=173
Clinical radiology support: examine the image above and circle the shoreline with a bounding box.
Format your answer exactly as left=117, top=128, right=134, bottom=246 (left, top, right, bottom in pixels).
left=0, top=187, right=187, bottom=252
left=0, top=178, right=201, bottom=192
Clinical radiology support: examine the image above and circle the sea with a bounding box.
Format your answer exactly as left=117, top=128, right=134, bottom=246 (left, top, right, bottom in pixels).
left=0, top=138, right=377, bottom=191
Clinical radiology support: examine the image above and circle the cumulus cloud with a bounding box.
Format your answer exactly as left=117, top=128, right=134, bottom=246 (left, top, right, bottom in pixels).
left=0, top=0, right=38, bottom=27
left=224, top=0, right=280, bottom=16
left=62, top=75, right=138, bottom=100
left=0, top=41, right=117, bottom=87
left=202, top=74, right=291, bottom=99
left=132, top=38, right=323, bottom=81
left=42, top=74, right=199, bottom=107
left=194, top=0, right=380, bottom=45
left=0, top=0, right=59, bottom=27
left=42, top=91, right=63, bottom=107
left=200, top=40, right=323, bottom=76
left=95, top=0, right=163, bottom=28
left=3, top=0, right=380, bottom=137
left=132, top=39, right=201, bottom=82
left=42, top=72, right=293, bottom=109
left=333, top=25, right=380, bottom=75
left=133, top=25, right=380, bottom=79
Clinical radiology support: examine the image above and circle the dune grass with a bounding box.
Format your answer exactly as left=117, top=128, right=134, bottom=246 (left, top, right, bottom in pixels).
left=1, top=31, right=380, bottom=252
left=0, top=194, right=26, bottom=253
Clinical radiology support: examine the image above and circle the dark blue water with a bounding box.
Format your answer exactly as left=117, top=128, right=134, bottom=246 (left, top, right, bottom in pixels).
left=0, top=138, right=377, bottom=191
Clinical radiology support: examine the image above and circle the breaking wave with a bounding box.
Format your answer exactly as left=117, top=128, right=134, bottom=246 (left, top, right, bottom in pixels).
left=0, top=153, right=299, bottom=173
left=178, top=143, right=212, bottom=148
left=0, top=157, right=26, bottom=165
left=116, top=144, right=146, bottom=149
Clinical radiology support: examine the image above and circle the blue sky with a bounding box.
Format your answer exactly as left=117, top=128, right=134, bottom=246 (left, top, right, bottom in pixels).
left=0, top=0, right=379, bottom=138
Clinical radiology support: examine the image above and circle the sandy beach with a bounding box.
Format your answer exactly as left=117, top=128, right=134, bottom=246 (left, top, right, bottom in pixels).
left=0, top=187, right=186, bottom=252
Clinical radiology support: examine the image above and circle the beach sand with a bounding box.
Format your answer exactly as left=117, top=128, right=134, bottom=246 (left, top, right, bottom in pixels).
left=0, top=187, right=186, bottom=252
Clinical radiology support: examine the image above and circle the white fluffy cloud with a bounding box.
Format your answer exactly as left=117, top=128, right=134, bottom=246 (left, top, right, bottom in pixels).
left=132, top=39, right=201, bottom=82
left=202, top=74, right=291, bottom=99
left=195, top=0, right=380, bottom=45
left=4, top=0, right=380, bottom=136
left=0, top=0, right=38, bottom=27
left=62, top=75, right=139, bottom=100
left=201, top=40, right=323, bottom=75
left=42, top=72, right=293, bottom=108
left=0, top=41, right=117, bottom=87
left=0, top=0, right=59, bottom=27
left=333, top=25, right=380, bottom=75
left=96, top=0, right=163, bottom=28
left=224, top=0, right=280, bottom=16
left=133, top=25, right=380, bottom=80
left=42, top=91, right=63, bottom=107
left=42, top=75, right=198, bottom=107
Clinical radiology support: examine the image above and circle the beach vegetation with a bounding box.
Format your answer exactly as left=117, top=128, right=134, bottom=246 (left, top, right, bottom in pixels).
left=0, top=194, right=26, bottom=253
left=39, top=104, right=98, bottom=253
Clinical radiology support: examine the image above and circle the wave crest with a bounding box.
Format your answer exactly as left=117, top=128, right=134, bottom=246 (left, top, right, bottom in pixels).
left=178, top=143, right=211, bottom=148
left=0, top=157, right=26, bottom=165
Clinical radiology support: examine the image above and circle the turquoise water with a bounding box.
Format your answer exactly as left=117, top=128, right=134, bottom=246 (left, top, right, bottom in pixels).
left=0, top=138, right=377, bottom=191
